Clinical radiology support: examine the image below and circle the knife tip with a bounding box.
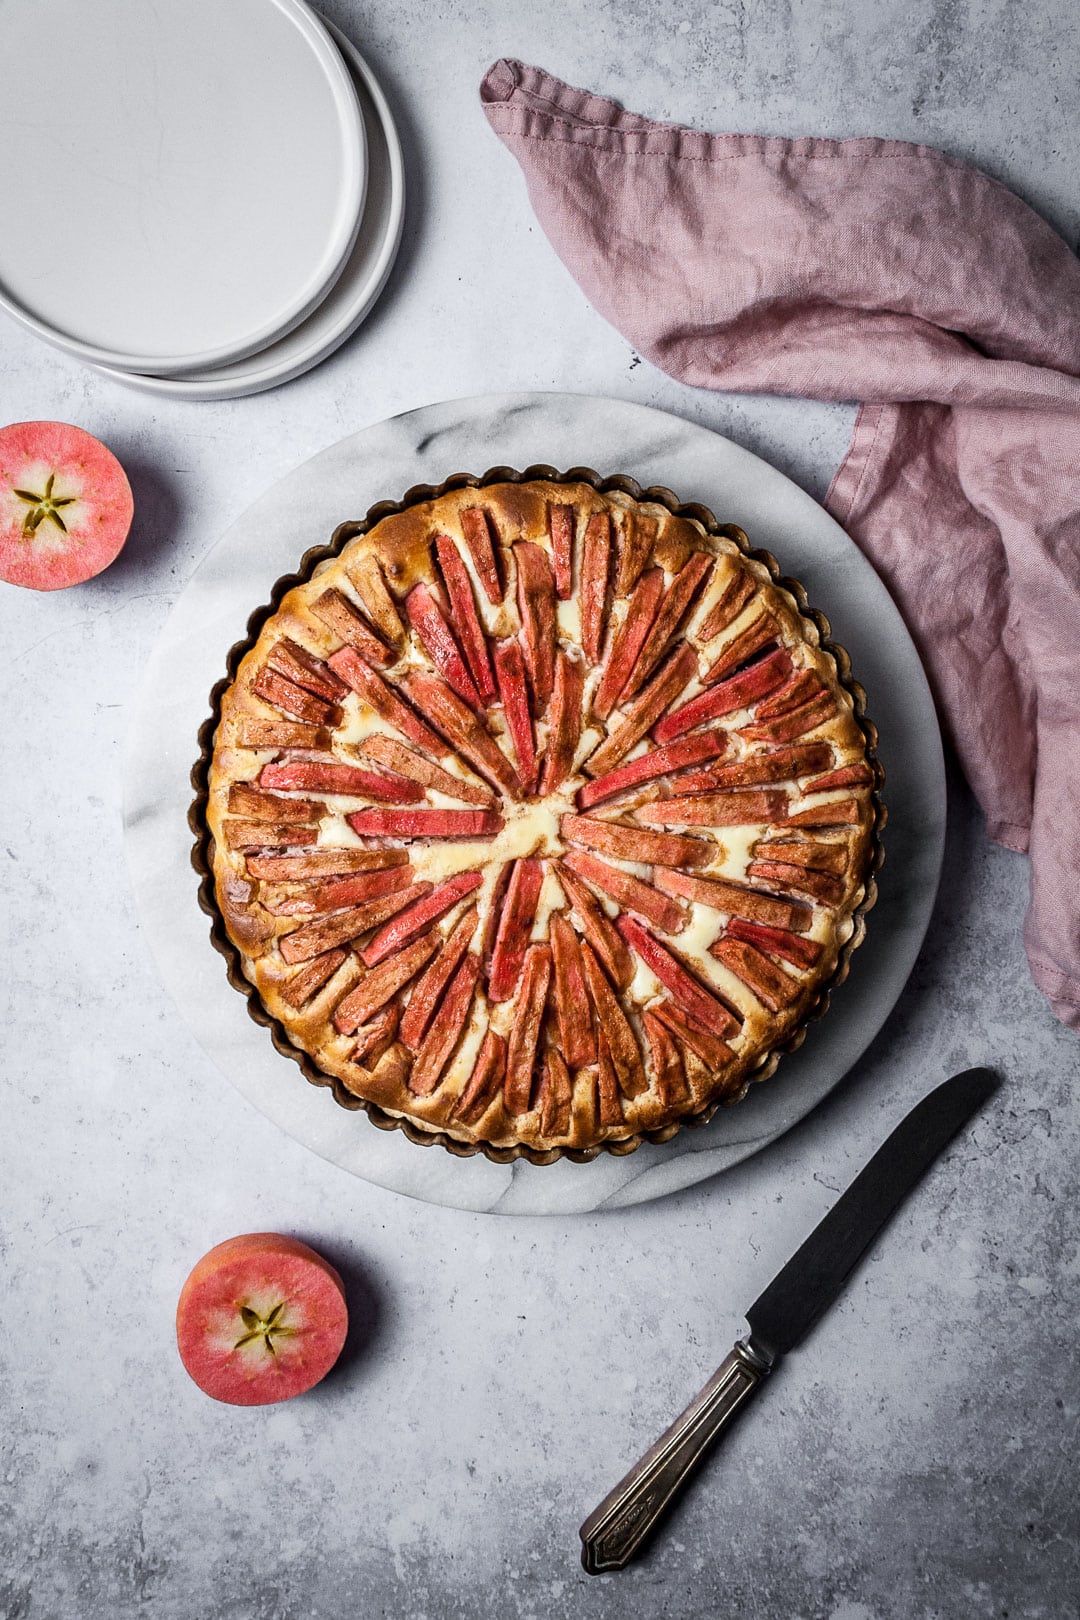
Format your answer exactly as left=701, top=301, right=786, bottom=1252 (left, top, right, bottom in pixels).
left=955, top=1064, right=999, bottom=1092
left=941, top=1065, right=1000, bottom=1111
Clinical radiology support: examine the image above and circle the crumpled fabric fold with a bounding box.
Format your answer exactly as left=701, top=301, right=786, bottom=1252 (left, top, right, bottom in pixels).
left=481, top=59, right=1080, bottom=1031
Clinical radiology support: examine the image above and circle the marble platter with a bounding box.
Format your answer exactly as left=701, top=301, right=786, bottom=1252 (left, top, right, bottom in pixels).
left=123, top=392, right=945, bottom=1215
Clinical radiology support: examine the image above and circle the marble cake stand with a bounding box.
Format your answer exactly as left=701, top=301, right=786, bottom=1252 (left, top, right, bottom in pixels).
left=123, top=392, right=945, bottom=1215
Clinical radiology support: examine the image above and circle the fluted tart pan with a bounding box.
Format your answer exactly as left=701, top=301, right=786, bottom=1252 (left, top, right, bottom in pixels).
left=190, top=465, right=885, bottom=1165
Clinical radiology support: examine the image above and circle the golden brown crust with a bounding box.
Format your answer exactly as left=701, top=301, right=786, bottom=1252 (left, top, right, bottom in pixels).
left=204, top=479, right=881, bottom=1156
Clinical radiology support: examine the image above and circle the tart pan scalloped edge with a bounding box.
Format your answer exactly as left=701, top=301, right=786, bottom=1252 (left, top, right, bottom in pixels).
left=189, top=463, right=885, bottom=1167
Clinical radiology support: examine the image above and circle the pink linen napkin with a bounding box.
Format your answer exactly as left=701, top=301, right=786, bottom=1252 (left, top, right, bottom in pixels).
left=480, top=58, right=1080, bottom=1034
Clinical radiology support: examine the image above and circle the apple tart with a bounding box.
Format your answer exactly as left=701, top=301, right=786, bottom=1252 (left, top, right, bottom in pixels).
left=195, top=471, right=883, bottom=1163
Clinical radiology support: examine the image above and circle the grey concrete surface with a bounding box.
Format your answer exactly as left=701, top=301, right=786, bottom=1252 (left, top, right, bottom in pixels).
left=1, top=1, right=1078, bottom=1616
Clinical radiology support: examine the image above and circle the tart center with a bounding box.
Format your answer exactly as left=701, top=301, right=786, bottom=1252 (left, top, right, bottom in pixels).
left=496, top=793, right=570, bottom=862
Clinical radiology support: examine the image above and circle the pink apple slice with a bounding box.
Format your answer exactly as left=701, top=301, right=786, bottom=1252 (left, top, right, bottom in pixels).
left=0, top=421, right=133, bottom=591
left=175, top=1234, right=348, bottom=1407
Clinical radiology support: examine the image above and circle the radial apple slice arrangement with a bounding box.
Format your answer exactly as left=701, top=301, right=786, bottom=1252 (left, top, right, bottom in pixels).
left=197, top=474, right=883, bottom=1162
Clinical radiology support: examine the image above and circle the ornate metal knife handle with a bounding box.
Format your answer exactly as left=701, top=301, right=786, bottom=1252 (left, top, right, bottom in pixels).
left=579, top=1337, right=772, bottom=1573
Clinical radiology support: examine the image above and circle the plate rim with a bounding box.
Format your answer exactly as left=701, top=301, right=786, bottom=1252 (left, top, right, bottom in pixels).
left=87, top=16, right=405, bottom=401
left=0, top=0, right=367, bottom=374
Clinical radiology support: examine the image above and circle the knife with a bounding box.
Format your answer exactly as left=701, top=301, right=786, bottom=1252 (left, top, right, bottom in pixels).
left=579, top=1066, right=998, bottom=1574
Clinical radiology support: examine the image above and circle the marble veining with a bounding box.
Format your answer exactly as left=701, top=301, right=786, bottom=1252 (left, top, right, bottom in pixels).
left=124, top=393, right=944, bottom=1217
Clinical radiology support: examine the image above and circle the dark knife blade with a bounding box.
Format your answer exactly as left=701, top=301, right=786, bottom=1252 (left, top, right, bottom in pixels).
left=579, top=1066, right=998, bottom=1573
left=746, top=1065, right=998, bottom=1361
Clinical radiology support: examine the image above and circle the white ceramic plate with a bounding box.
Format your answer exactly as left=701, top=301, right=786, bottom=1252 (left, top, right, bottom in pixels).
left=91, top=19, right=405, bottom=401
left=123, top=393, right=945, bottom=1216
left=0, top=0, right=366, bottom=374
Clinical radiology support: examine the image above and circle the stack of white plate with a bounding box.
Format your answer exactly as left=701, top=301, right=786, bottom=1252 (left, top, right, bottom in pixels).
left=0, top=0, right=404, bottom=401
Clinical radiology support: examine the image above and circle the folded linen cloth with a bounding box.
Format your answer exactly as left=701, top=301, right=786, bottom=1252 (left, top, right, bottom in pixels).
left=481, top=58, right=1080, bottom=1033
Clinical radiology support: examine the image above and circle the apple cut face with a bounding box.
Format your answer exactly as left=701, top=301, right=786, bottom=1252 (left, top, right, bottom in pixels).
left=0, top=421, right=133, bottom=590
left=203, top=479, right=881, bottom=1158
left=176, top=1234, right=348, bottom=1406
